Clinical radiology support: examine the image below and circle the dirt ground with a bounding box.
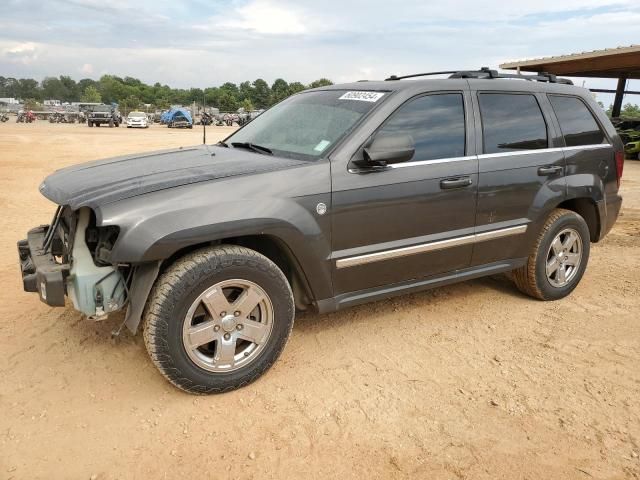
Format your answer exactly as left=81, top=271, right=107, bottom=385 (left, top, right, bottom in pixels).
left=1, top=122, right=639, bottom=479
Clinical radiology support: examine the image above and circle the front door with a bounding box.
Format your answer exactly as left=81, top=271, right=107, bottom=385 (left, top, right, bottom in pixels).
left=331, top=91, right=478, bottom=295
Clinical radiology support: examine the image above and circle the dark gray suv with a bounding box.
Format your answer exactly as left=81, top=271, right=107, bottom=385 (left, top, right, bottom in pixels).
left=18, top=68, right=624, bottom=393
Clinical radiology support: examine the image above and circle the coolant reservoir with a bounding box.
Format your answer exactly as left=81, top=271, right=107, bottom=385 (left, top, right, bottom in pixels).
left=66, top=208, right=125, bottom=318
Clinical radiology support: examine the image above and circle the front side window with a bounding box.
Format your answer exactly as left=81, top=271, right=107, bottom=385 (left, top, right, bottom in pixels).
left=374, top=93, right=466, bottom=162
left=479, top=93, right=548, bottom=154
left=225, top=90, right=384, bottom=160
left=548, top=95, right=606, bottom=146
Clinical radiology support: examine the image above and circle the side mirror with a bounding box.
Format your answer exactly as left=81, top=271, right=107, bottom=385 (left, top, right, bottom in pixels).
left=363, top=134, right=415, bottom=166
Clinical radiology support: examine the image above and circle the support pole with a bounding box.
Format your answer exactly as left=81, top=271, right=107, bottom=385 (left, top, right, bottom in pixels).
left=612, top=75, right=627, bottom=118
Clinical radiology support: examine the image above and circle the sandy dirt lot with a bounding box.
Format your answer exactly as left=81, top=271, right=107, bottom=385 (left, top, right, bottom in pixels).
left=1, top=122, right=639, bottom=479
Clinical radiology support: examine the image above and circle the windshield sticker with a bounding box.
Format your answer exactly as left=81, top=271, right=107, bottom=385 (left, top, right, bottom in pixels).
left=314, top=140, right=331, bottom=152
left=339, top=91, right=385, bottom=102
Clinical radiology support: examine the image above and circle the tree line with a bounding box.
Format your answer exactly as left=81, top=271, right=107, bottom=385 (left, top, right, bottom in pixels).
left=0, top=75, right=334, bottom=112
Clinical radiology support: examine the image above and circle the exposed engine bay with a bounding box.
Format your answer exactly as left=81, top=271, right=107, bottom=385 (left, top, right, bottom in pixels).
left=31, top=206, right=129, bottom=320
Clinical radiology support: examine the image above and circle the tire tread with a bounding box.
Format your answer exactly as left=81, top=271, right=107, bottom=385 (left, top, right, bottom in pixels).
left=512, top=208, right=577, bottom=300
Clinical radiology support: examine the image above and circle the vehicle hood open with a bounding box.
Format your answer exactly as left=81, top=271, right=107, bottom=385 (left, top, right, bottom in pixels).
left=39, top=145, right=306, bottom=210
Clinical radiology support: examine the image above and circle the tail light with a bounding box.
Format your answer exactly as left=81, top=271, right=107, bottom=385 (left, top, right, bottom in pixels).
left=615, top=151, right=624, bottom=188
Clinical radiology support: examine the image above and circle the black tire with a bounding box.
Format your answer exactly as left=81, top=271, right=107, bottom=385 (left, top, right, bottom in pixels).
left=109, top=119, right=114, bottom=128
left=512, top=208, right=590, bottom=300
left=143, top=245, right=295, bottom=394
left=88, top=121, right=93, bottom=127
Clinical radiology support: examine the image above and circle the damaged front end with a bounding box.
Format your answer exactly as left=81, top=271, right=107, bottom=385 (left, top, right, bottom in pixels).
left=18, top=206, right=129, bottom=320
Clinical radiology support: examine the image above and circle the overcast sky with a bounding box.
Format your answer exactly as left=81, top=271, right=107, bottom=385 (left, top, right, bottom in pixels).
left=1, top=0, right=638, bottom=104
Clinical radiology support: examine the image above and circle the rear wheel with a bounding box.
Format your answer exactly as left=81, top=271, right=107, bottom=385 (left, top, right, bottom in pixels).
left=143, top=245, right=295, bottom=394
left=512, top=208, right=590, bottom=300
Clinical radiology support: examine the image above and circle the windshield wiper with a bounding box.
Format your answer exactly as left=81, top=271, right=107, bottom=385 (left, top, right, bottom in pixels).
left=231, top=142, right=273, bottom=155
left=217, top=141, right=229, bottom=147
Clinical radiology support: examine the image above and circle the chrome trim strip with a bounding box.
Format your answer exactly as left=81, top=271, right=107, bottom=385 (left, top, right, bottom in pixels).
left=389, top=155, right=475, bottom=169
left=474, top=224, right=527, bottom=242
left=478, top=148, right=564, bottom=159
left=350, top=144, right=611, bottom=174
left=335, top=224, right=528, bottom=269
left=562, top=144, right=611, bottom=152
left=478, top=143, right=611, bottom=160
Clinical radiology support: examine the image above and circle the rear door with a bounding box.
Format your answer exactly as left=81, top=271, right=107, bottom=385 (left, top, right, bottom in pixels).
left=470, top=89, right=566, bottom=266
left=331, top=90, right=478, bottom=295
left=547, top=94, right=615, bottom=203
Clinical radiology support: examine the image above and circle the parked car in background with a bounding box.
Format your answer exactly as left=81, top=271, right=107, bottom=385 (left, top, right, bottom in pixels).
left=126, top=111, right=149, bottom=128
left=87, top=105, right=121, bottom=128
left=18, top=68, right=624, bottom=394
left=625, top=140, right=640, bottom=159
left=162, top=108, right=193, bottom=129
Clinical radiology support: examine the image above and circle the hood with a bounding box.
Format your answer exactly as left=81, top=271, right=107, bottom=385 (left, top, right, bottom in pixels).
left=40, top=145, right=306, bottom=210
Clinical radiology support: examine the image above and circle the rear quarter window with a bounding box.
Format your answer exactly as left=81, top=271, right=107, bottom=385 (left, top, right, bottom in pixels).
left=548, top=95, right=606, bottom=146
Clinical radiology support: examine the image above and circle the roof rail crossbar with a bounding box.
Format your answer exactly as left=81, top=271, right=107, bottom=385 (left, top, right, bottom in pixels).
left=385, top=67, right=573, bottom=85
left=385, top=71, right=461, bottom=81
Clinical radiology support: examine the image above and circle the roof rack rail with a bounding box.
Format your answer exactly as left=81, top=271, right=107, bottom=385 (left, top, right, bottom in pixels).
left=385, top=67, right=573, bottom=85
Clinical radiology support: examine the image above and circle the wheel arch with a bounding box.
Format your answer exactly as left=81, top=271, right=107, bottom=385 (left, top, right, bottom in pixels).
left=159, top=234, right=315, bottom=311
left=555, top=196, right=601, bottom=242
left=124, top=233, right=316, bottom=335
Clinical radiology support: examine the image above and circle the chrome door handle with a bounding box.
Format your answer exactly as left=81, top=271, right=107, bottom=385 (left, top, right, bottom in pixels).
left=538, top=165, right=563, bottom=176
left=440, top=177, right=472, bottom=189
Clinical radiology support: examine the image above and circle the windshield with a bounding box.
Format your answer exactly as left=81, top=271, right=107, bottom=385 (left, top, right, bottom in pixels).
left=90, top=105, right=111, bottom=112
left=129, top=111, right=145, bottom=117
left=224, top=90, right=386, bottom=160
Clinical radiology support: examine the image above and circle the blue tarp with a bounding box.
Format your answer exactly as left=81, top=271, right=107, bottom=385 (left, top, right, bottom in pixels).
left=161, top=108, right=192, bottom=124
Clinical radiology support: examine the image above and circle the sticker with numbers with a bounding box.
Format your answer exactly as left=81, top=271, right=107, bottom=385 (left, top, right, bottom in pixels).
left=339, top=91, right=385, bottom=102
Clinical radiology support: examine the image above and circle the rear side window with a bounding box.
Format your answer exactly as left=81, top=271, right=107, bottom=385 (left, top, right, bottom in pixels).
left=376, top=93, right=465, bottom=161
left=548, top=95, right=606, bottom=146
left=479, top=93, right=548, bottom=154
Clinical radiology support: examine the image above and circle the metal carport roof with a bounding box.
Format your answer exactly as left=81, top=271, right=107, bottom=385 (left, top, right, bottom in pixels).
left=500, top=45, right=640, bottom=117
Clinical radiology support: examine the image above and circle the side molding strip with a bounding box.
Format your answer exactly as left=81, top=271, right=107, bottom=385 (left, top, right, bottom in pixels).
left=335, top=224, right=527, bottom=269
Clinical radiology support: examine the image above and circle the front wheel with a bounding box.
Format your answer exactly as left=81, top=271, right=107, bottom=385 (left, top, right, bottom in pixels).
left=512, top=208, right=590, bottom=300
left=143, top=245, right=295, bottom=394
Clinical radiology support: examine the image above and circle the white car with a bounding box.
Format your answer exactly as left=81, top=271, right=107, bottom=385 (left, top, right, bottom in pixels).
left=126, top=112, right=149, bottom=128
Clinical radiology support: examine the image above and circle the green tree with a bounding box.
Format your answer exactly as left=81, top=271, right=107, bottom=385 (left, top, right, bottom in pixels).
left=308, top=78, right=333, bottom=89
left=241, top=99, right=254, bottom=112
left=41, top=77, right=69, bottom=101
left=239, top=81, right=254, bottom=102
left=621, top=103, right=640, bottom=118
left=218, top=92, right=238, bottom=112
left=605, top=103, right=640, bottom=118
left=251, top=78, right=271, bottom=109
left=288, top=82, right=305, bottom=95
left=18, top=79, right=40, bottom=100
left=155, top=97, right=171, bottom=110
left=78, top=78, right=97, bottom=95
left=59, top=76, right=78, bottom=101
left=271, top=78, right=289, bottom=103
left=220, top=82, right=239, bottom=97
left=81, top=85, right=102, bottom=103
left=121, top=95, right=141, bottom=115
